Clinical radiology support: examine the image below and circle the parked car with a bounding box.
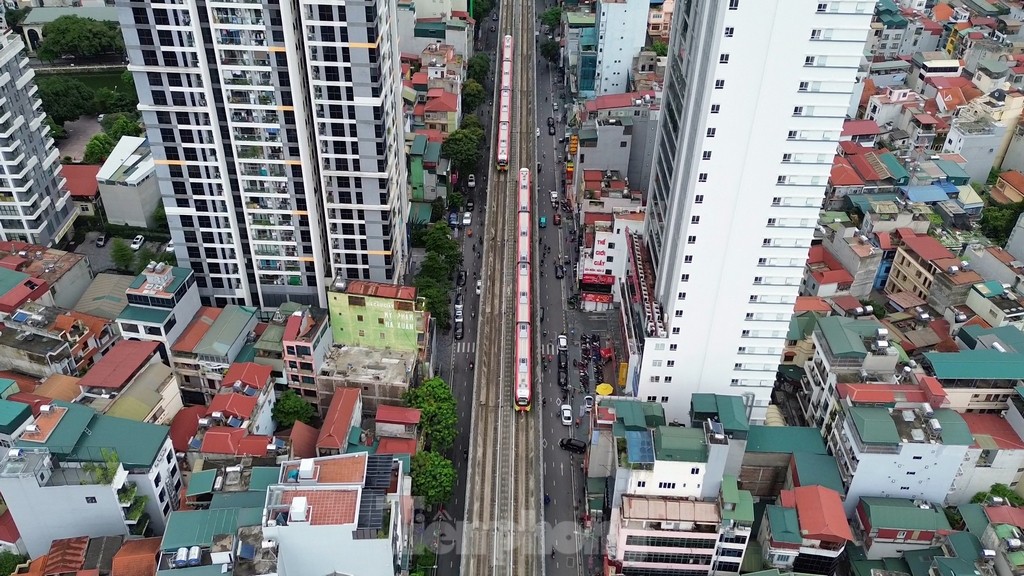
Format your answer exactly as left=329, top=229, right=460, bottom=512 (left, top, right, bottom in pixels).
left=558, top=369, right=568, bottom=389
left=165, top=240, right=175, bottom=253
left=583, top=395, right=594, bottom=412
left=130, top=235, right=145, bottom=251
left=558, top=350, right=567, bottom=370
left=539, top=217, right=547, bottom=228
left=559, top=438, right=586, bottom=454
left=554, top=213, right=561, bottom=226
left=555, top=264, right=565, bottom=279
left=466, top=200, right=475, bottom=211
left=476, top=279, right=482, bottom=295
left=547, top=117, right=555, bottom=127
left=457, top=270, right=467, bottom=286
left=467, top=174, right=476, bottom=189
left=95, top=233, right=108, bottom=248
left=492, top=12, right=498, bottom=20
left=454, top=322, right=465, bottom=340
left=462, top=212, right=472, bottom=226
left=448, top=213, right=459, bottom=227
left=560, top=404, right=573, bottom=426
left=455, top=293, right=464, bottom=312
left=557, top=334, right=568, bottom=351
left=548, top=124, right=556, bottom=136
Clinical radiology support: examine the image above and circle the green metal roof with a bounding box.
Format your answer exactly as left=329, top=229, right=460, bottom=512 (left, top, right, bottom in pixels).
left=0, top=378, right=17, bottom=398
left=193, top=305, right=257, bottom=357
left=902, top=548, right=942, bottom=576
left=691, top=394, right=750, bottom=434
left=934, top=159, right=970, bottom=181
left=960, top=325, right=1024, bottom=351
left=745, top=426, right=827, bottom=454
left=71, top=410, right=170, bottom=469
left=157, top=565, right=231, bottom=576
left=848, top=406, right=900, bottom=444
left=118, top=304, right=171, bottom=324
left=15, top=400, right=94, bottom=458
left=931, top=409, right=973, bottom=446
left=0, top=400, right=30, bottom=435
left=424, top=142, right=441, bottom=164
left=607, top=399, right=665, bottom=431
left=248, top=466, right=281, bottom=492
left=792, top=452, right=845, bottom=495
left=861, top=497, right=951, bottom=531
left=958, top=503, right=991, bottom=537
left=565, top=11, right=595, bottom=26
left=976, top=280, right=1006, bottom=298
left=209, top=491, right=268, bottom=510
left=880, top=153, right=910, bottom=183
left=996, top=524, right=1018, bottom=539
left=23, top=6, right=118, bottom=24
left=817, top=316, right=881, bottom=358
left=186, top=469, right=217, bottom=496
left=410, top=134, right=427, bottom=156
left=234, top=342, right=256, bottom=363
left=720, top=475, right=754, bottom=523
left=0, top=268, right=28, bottom=297
left=128, top=266, right=192, bottom=291
left=691, top=394, right=717, bottom=415
left=161, top=507, right=263, bottom=551
left=925, top=349, right=1024, bottom=380
left=788, top=313, right=819, bottom=341
left=766, top=505, right=802, bottom=544
left=1007, top=551, right=1024, bottom=568
left=654, top=426, right=707, bottom=462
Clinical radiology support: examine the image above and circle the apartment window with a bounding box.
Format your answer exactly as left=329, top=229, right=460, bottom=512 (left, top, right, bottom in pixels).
left=735, top=363, right=743, bottom=369
left=749, top=295, right=758, bottom=303
left=684, top=255, right=693, bottom=263
left=799, top=81, right=809, bottom=92
left=658, top=482, right=678, bottom=489
left=758, top=258, right=767, bottom=265
left=742, top=330, right=751, bottom=337
left=85, top=497, right=97, bottom=504
left=724, top=27, right=734, bottom=37
left=637, top=481, right=646, bottom=487
left=698, top=173, right=708, bottom=182
left=754, top=276, right=763, bottom=284
left=669, top=344, right=678, bottom=351
left=706, top=128, right=716, bottom=137
left=664, top=377, right=673, bottom=383
left=782, top=153, right=792, bottom=162
left=728, top=0, right=739, bottom=9
left=767, top=218, right=777, bottom=226
left=810, top=29, right=821, bottom=40
left=714, top=79, right=725, bottom=89
left=817, top=2, right=828, bottom=12
left=702, top=151, right=712, bottom=160
left=804, top=56, right=816, bottom=67
left=652, top=360, right=663, bottom=367
left=695, top=194, right=704, bottom=203
left=674, top=310, right=683, bottom=317
left=681, top=274, right=690, bottom=282
left=650, top=376, right=661, bottom=383
left=677, top=292, right=686, bottom=300
left=687, top=235, right=697, bottom=244
left=787, top=130, right=798, bottom=139
left=667, top=360, right=675, bottom=367
left=772, top=197, right=782, bottom=205
left=719, top=54, right=730, bottom=64
left=672, top=327, right=680, bottom=334
left=762, top=238, right=771, bottom=246
left=691, top=216, right=700, bottom=224
left=793, top=106, right=804, bottom=116
left=777, top=176, right=788, bottom=184
left=897, top=531, right=908, bottom=539
left=710, top=104, right=721, bottom=113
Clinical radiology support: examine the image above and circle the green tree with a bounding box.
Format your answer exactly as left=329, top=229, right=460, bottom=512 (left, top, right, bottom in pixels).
left=133, top=247, right=156, bottom=274
left=461, top=79, right=486, bottom=113
left=540, top=7, right=562, bottom=28
left=272, top=390, right=315, bottom=427
left=152, top=204, right=167, bottom=231
left=441, top=129, right=483, bottom=174
left=650, top=41, right=668, bottom=57
left=36, top=76, right=94, bottom=124
left=448, top=191, right=464, bottom=211
left=93, top=87, right=139, bottom=115
left=411, top=451, right=456, bottom=506
left=4, top=7, right=31, bottom=30
left=416, top=279, right=451, bottom=329
left=971, top=483, right=1024, bottom=506
left=540, top=40, right=560, bottom=62
left=106, top=115, right=143, bottom=141
left=37, top=16, right=124, bottom=60
left=84, top=133, right=116, bottom=164
left=0, top=551, right=27, bottom=576
left=470, top=0, right=493, bottom=21
left=467, top=54, right=490, bottom=85
left=979, top=203, right=1024, bottom=245
left=422, top=221, right=461, bottom=273
left=405, top=377, right=458, bottom=452
left=430, top=197, right=448, bottom=222
left=45, top=117, right=67, bottom=139
left=110, top=238, right=134, bottom=271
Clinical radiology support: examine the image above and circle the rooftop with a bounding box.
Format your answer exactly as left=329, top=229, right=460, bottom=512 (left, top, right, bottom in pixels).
left=375, top=404, right=421, bottom=425
left=160, top=507, right=263, bottom=551
left=172, top=307, right=223, bottom=354
left=117, top=304, right=171, bottom=325
left=847, top=406, right=972, bottom=446
left=0, top=242, right=86, bottom=289
left=961, top=412, right=1024, bottom=450
left=653, top=426, right=707, bottom=463
left=77, top=340, right=159, bottom=390
left=0, top=399, right=30, bottom=435
left=332, top=279, right=417, bottom=301
left=97, top=136, right=154, bottom=186
left=22, top=6, right=118, bottom=24
left=620, top=495, right=720, bottom=524
left=74, top=274, right=133, bottom=320
left=790, top=485, right=853, bottom=542
left=61, top=164, right=101, bottom=198
left=320, top=346, right=417, bottom=384
left=126, top=264, right=191, bottom=298
left=860, top=497, right=951, bottom=531
left=192, top=305, right=258, bottom=358
left=280, top=453, right=368, bottom=485
left=689, top=393, right=749, bottom=434
left=745, top=426, right=827, bottom=454
left=318, top=388, right=360, bottom=451
left=282, top=306, right=329, bottom=343
left=110, top=537, right=161, bottom=576
left=791, top=452, right=845, bottom=496
left=34, top=373, right=81, bottom=403
left=103, top=363, right=175, bottom=422
left=221, top=362, right=272, bottom=391
left=277, top=488, right=359, bottom=525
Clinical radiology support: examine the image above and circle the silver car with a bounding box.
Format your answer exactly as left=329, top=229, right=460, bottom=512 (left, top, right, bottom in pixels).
left=560, top=405, right=573, bottom=426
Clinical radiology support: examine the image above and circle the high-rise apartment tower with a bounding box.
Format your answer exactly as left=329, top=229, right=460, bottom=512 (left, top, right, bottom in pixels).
left=638, top=0, right=873, bottom=423
left=0, top=32, right=76, bottom=246
left=116, top=0, right=407, bottom=308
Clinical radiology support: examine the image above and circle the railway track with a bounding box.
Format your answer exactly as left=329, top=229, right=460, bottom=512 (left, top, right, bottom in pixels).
left=461, top=0, right=539, bottom=573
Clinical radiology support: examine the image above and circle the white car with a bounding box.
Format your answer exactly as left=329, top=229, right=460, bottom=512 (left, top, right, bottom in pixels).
left=583, top=395, right=594, bottom=412
left=560, top=404, right=573, bottom=426
left=557, top=334, right=568, bottom=351
left=130, top=235, right=145, bottom=251
left=164, top=240, right=175, bottom=253
left=476, top=280, right=481, bottom=295
left=536, top=128, right=540, bottom=138
left=462, top=212, right=472, bottom=226
left=467, top=174, right=476, bottom=189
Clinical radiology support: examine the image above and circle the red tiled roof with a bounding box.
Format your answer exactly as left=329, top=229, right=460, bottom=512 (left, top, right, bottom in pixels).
left=282, top=453, right=367, bottom=484
left=839, top=141, right=872, bottom=155
left=7, top=392, right=52, bottom=416
left=0, top=509, right=20, bottom=544
left=830, top=155, right=865, bottom=187
left=932, top=3, right=953, bottom=21
left=848, top=154, right=883, bottom=182
left=77, top=340, right=159, bottom=390
left=110, top=537, right=160, bottom=576
left=169, top=406, right=205, bottom=453
left=171, top=307, right=222, bottom=353
left=376, top=404, right=421, bottom=425
left=962, top=413, right=1024, bottom=450
left=207, top=392, right=258, bottom=420
left=830, top=295, right=863, bottom=313
left=837, top=383, right=927, bottom=404
left=1000, top=170, right=1024, bottom=194
left=280, top=489, right=358, bottom=525
left=794, top=297, right=832, bottom=314
left=282, top=421, right=319, bottom=459
left=986, top=505, right=1024, bottom=530
left=0, top=370, right=40, bottom=393
left=875, top=231, right=893, bottom=250
left=377, top=437, right=418, bottom=456
left=43, top=536, right=89, bottom=574
left=0, top=276, right=49, bottom=315
left=584, top=91, right=655, bottom=112
left=343, top=281, right=416, bottom=301
left=424, top=91, right=459, bottom=113
left=793, top=486, right=853, bottom=543
left=199, top=427, right=272, bottom=456
left=222, top=362, right=272, bottom=390
left=842, top=119, right=880, bottom=137
left=583, top=213, right=613, bottom=225
left=901, top=233, right=954, bottom=262
left=319, top=388, right=360, bottom=451
left=60, top=165, right=101, bottom=199
left=807, top=246, right=854, bottom=286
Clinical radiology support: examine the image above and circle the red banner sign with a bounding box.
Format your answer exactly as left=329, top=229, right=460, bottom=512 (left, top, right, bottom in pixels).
left=582, top=293, right=614, bottom=303
left=581, top=274, right=615, bottom=285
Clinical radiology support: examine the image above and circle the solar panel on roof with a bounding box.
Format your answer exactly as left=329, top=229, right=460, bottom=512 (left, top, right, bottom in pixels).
left=11, top=311, right=29, bottom=323
left=189, top=438, right=202, bottom=450
left=364, top=455, right=392, bottom=489
left=237, top=543, right=257, bottom=560
left=625, top=430, right=655, bottom=464
left=357, top=490, right=386, bottom=530
left=228, top=417, right=243, bottom=427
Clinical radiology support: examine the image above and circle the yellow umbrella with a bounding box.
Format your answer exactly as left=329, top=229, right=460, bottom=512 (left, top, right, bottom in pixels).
left=596, top=383, right=614, bottom=396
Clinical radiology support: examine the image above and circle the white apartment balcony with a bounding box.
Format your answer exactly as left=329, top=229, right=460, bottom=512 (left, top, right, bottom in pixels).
left=212, top=7, right=264, bottom=26
left=231, top=110, right=280, bottom=125
left=249, top=213, right=294, bottom=228
left=240, top=164, right=287, bottom=179
left=234, top=129, right=281, bottom=143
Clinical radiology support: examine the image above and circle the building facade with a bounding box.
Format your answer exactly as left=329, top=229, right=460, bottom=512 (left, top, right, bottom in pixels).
left=0, top=32, right=76, bottom=246
left=116, top=0, right=407, bottom=309
left=636, top=0, right=874, bottom=423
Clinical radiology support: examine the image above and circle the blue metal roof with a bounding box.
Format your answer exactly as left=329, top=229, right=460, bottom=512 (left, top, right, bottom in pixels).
left=625, top=430, right=655, bottom=464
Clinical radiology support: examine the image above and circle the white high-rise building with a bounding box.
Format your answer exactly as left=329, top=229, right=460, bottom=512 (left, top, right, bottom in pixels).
left=0, top=32, right=76, bottom=246
left=636, top=0, right=874, bottom=424
left=116, top=0, right=407, bottom=309
left=593, top=0, right=650, bottom=95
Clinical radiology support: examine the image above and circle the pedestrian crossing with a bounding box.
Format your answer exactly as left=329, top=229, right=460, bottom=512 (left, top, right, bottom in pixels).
left=454, top=342, right=558, bottom=355
left=541, top=344, right=556, bottom=355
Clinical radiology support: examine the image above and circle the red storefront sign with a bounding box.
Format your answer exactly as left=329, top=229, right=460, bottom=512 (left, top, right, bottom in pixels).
left=582, top=293, right=614, bottom=304
left=581, top=274, right=615, bottom=285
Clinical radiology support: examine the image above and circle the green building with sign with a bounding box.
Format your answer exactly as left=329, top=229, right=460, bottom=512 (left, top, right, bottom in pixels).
left=327, top=280, right=429, bottom=356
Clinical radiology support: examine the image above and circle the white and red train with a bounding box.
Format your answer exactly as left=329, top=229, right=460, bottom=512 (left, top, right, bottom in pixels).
left=496, top=35, right=514, bottom=171
left=514, top=167, right=533, bottom=411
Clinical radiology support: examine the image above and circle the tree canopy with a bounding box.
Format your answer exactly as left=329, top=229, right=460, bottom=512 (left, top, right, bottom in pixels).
left=979, top=202, right=1024, bottom=245
left=411, top=451, right=456, bottom=507
left=540, top=7, right=562, bottom=28
left=107, top=115, right=143, bottom=141
left=540, top=40, right=560, bottom=63
left=461, top=79, right=486, bottom=113
left=971, top=483, right=1024, bottom=506
left=441, top=129, right=483, bottom=176
left=467, top=54, right=490, bottom=85
left=404, top=377, right=458, bottom=452
left=84, top=133, right=116, bottom=164
left=110, top=238, right=134, bottom=271
left=0, top=551, right=27, bottom=576
left=272, top=390, right=315, bottom=427
left=650, top=41, right=668, bottom=57
left=36, top=76, right=94, bottom=125
left=37, top=16, right=125, bottom=61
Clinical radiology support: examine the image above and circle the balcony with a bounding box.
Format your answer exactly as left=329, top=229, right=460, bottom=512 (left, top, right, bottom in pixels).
left=117, top=482, right=138, bottom=506
left=231, top=112, right=280, bottom=125
left=240, top=165, right=286, bottom=178
left=123, top=494, right=148, bottom=523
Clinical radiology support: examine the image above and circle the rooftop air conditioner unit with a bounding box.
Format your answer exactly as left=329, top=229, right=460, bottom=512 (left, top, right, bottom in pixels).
left=24, top=425, right=39, bottom=433
left=39, top=404, right=53, bottom=414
